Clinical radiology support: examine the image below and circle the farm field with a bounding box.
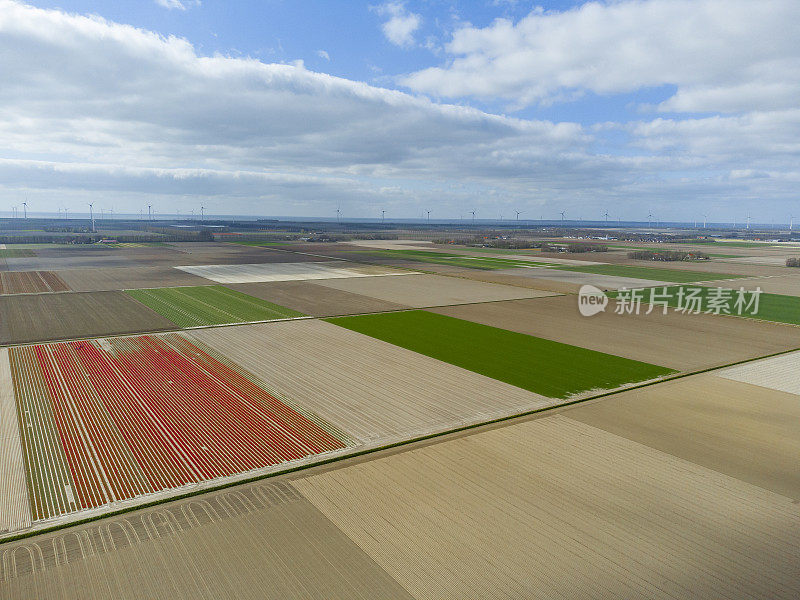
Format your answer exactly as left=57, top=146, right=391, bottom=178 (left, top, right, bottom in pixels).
left=357, top=249, right=558, bottom=269
left=0, top=291, right=177, bottom=345
left=58, top=266, right=213, bottom=292
left=313, top=273, right=556, bottom=307
left=328, top=311, right=675, bottom=398
left=125, top=285, right=305, bottom=327
left=448, top=269, right=588, bottom=293
left=0, top=271, right=70, bottom=295
left=0, top=250, right=35, bottom=258
left=718, top=351, right=800, bottom=395
left=226, top=281, right=410, bottom=316
left=0, top=480, right=412, bottom=599
left=430, top=296, right=800, bottom=371
left=0, top=349, right=30, bottom=533
left=491, top=266, right=673, bottom=290
left=700, top=274, right=800, bottom=297
left=556, top=263, right=744, bottom=282
left=6, top=334, right=350, bottom=525
left=295, top=414, right=800, bottom=600
left=175, top=262, right=408, bottom=283
left=630, top=285, right=800, bottom=326
left=189, top=320, right=555, bottom=444
left=566, top=373, right=800, bottom=498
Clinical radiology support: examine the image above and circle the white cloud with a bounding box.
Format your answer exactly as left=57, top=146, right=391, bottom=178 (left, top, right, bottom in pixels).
left=376, top=2, right=421, bottom=48
left=316, top=49, right=330, bottom=61
left=154, top=0, right=200, bottom=10
left=0, top=0, right=797, bottom=221
left=401, top=0, right=800, bottom=114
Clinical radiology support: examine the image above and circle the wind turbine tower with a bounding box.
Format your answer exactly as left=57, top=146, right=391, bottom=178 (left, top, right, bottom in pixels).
left=22, top=201, right=27, bottom=219
left=88, top=203, right=95, bottom=233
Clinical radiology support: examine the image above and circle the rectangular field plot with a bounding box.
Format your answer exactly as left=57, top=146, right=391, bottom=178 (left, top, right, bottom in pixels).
left=314, top=273, right=556, bottom=307
left=125, top=285, right=305, bottom=327
left=0, top=291, right=178, bottom=345
left=327, top=311, right=675, bottom=399
left=174, top=262, right=409, bottom=284
left=0, top=271, right=70, bottom=295
left=8, top=334, right=350, bottom=525
left=555, top=263, right=744, bottom=283
left=296, top=415, right=800, bottom=600
left=58, top=266, right=214, bottom=292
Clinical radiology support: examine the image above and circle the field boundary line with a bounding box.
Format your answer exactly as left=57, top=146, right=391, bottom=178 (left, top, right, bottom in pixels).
left=2, top=342, right=799, bottom=545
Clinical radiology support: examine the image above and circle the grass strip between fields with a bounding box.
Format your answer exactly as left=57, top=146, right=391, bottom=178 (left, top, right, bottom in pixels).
left=125, top=285, right=305, bottom=327
left=554, top=263, right=744, bottom=282
left=609, top=285, right=800, bottom=326
left=327, top=311, right=675, bottom=399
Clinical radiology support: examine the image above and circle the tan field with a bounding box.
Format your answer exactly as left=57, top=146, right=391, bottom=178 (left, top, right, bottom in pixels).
left=700, top=274, right=800, bottom=296
left=295, top=414, right=800, bottom=599
left=0, top=291, right=178, bottom=345
left=226, top=280, right=410, bottom=316
left=0, top=481, right=411, bottom=599
left=312, top=273, right=558, bottom=307
left=440, top=269, right=585, bottom=294
left=430, top=296, right=800, bottom=371
left=58, top=266, right=214, bottom=292
left=187, top=319, right=556, bottom=444
left=489, top=266, right=673, bottom=290
left=565, top=374, right=800, bottom=498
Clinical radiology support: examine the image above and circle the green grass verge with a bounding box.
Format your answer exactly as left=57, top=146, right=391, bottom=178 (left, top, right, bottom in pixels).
left=126, top=285, right=305, bottom=327
left=556, top=263, right=743, bottom=282
left=608, top=285, right=800, bottom=326
left=327, top=311, right=675, bottom=399
left=0, top=249, right=35, bottom=257
left=361, top=249, right=555, bottom=270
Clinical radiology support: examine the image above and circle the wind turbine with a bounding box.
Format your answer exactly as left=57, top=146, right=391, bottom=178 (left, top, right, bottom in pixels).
left=381, top=209, right=385, bottom=223
left=515, top=210, right=522, bottom=222
left=746, top=214, right=751, bottom=229
left=64, top=207, right=69, bottom=220
left=647, top=212, right=654, bottom=228
left=790, top=215, right=794, bottom=231
left=471, top=210, right=476, bottom=223
left=22, top=200, right=27, bottom=219
left=148, top=204, right=152, bottom=221
left=11, top=205, right=16, bottom=219
left=426, top=210, right=431, bottom=223
left=88, top=203, right=95, bottom=233
left=560, top=210, right=565, bottom=222
left=336, top=207, right=341, bottom=223
left=200, top=206, right=205, bottom=221
left=603, top=211, right=609, bottom=223
left=703, top=214, right=707, bottom=229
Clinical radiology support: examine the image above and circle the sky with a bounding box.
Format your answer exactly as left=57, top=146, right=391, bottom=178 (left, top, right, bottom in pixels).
left=1, top=0, right=799, bottom=222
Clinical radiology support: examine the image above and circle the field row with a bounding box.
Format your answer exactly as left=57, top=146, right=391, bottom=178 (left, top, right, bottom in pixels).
left=0, top=271, right=70, bottom=295
left=9, top=335, right=350, bottom=521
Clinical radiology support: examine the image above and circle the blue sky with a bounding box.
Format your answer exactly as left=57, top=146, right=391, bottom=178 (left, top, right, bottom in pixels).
left=1, top=0, right=799, bottom=222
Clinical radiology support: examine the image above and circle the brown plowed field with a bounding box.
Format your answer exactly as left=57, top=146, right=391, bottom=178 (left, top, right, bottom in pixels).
left=0, top=271, right=70, bottom=295
left=313, top=273, right=557, bottom=307
left=430, top=295, right=800, bottom=371
left=566, top=374, right=800, bottom=498
left=58, top=266, right=214, bottom=292
left=0, top=291, right=177, bottom=345
left=0, top=481, right=411, bottom=599
left=296, top=415, right=800, bottom=600
left=227, top=281, right=410, bottom=316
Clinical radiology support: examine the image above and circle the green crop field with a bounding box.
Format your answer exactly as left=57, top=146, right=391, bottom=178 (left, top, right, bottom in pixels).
left=363, top=249, right=555, bottom=270
left=327, top=311, right=675, bottom=399
left=126, top=285, right=305, bottom=327
left=556, top=263, right=743, bottom=283
left=611, top=285, right=800, bottom=326
left=0, top=249, right=36, bottom=258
